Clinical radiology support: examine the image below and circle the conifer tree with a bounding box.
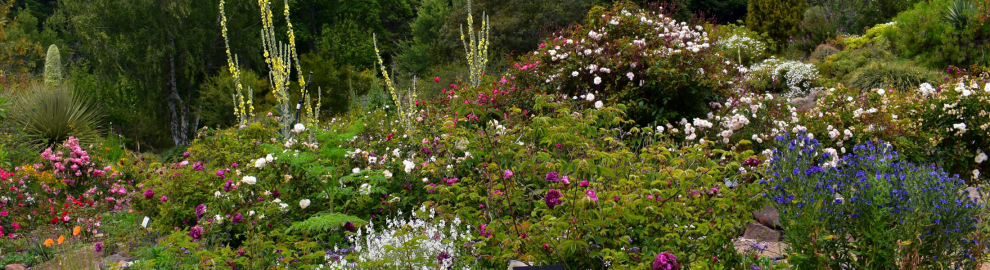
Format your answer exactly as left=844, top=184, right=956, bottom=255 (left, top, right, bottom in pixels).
left=746, top=0, right=804, bottom=48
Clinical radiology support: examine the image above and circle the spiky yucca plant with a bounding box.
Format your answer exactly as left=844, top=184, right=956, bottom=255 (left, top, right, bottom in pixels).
left=9, top=83, right=104, bottom=149
left=944, top=0, right=975, bottom=30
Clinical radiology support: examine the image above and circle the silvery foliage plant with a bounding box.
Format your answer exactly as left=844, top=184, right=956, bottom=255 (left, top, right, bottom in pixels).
left=320, top=205, right=475, bottom=269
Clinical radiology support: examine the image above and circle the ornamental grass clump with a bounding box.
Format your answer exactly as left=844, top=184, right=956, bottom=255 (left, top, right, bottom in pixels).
left=764, top=133, right=984, bottom=269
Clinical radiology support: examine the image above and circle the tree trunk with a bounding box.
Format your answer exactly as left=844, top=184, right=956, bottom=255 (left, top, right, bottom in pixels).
left=167, top=37, right=189, bottom=146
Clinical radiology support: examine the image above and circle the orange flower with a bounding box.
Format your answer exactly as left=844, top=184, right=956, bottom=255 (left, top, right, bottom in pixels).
left=73, top=226, right=81, bottom=236
left=44, top=238, right=54, bottom=247
left=57, top=235, right=65, bottom=245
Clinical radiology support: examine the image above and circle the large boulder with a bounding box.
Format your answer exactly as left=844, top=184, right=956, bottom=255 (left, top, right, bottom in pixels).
left=753, top=205, right=780, bottom=229
left=743, top=222, right=782, bottom=242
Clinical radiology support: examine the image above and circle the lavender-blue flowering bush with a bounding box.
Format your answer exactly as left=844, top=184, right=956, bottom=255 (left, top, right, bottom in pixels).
left=765, top=133, right=984, bottom=269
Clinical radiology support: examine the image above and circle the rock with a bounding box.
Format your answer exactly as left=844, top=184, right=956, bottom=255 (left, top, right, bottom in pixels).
left=743, top=222, right=782, bottom=242
left=508, top=260, right=531, bottom=270
left=752, top=205, right=780, bottom=229
left=99, top=253, right=131, bottom=270
left=788, top=90, right=820, bottom=112
left=964, top=187, right=984, bottom=204
left=4, top=264, right=27, bottom=270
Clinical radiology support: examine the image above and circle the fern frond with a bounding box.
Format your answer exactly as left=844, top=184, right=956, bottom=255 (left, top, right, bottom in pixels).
left=286, top=213, right=365, bottom=235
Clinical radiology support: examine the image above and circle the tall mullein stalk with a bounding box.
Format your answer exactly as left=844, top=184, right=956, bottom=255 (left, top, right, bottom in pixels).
left=220, top=0, right=254, bottom=126
left=373, top=33, right=409, bottom=127
left=258, top=0, right=307, bottom=138
left=283, top=0, right=315, bottom=123
left=460, top=0, right=490, bottom=88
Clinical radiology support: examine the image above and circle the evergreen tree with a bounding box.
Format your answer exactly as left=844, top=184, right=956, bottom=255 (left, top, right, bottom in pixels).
left=746, top=0, right=803, bottom=47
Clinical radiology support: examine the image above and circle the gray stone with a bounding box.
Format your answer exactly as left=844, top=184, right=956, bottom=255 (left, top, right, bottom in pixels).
left=743, top=222, right=782, bottom=242
left=753, top=204, right=780, bottom=229
left=99, top=253, right=131, bottom=270
left=4, top=264, right=26, bottom=270
left=964, top=187, right=984, bottom=204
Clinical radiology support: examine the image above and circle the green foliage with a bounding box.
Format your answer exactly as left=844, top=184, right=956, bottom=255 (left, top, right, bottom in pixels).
left=814, top=39, right=895, bottom=82
left=198, top=69, right=269, bottom=129
left=746, top=0, right=803, bottom=47
left=286, top=213, right=365, bottom=235
left=43, top=44, right=60, bottom=87
left=714, top=23, right=771, bottom=66
left=845, top=61, right=938, bottom=92
left=395, top=0, right=450, bottom=75
left=789, top=5, right=838, bottom=53
left=8, top=82, right=103, bottom=148
left=889, top=0, right=990, bottom=68
left=808, top=44, right=839, bottom=61
left=296, top=52, right=378, bottom=116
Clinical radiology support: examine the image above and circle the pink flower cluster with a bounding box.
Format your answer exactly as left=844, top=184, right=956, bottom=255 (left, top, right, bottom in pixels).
left=40, top=137, right=112, bottom=184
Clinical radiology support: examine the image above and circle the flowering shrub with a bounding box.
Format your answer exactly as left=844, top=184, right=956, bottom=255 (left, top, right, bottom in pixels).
left=321, top=206, right=475, bottom=269
left=512, top=2, right=738, bottom=123
left=765, top=134, right=984, bottom=268
left=714, top=24, right=770, bottom=66
left=377, top=89, right=764, bottom=268
left=0, top=137, right=129, bottom=240
left=745, top=57, right=821, bottom=97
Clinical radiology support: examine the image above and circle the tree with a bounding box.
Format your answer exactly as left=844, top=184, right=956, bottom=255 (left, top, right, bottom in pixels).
left=746, top=0, right=803, bottom=47
left=51, top=0, right=261, bottom=147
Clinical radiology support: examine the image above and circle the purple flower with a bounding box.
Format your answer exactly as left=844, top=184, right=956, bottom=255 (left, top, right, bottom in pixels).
left=192, top=161, right=205, bottom=171
left=223, top=180, right=233, bottom=192
left=143, top=189, right=155, bottom=199
left=343, top=222, right=356, bottom=233
left=436, top=251, right=451, bottom=263
left=272, top=188, right=281, bottom=198
left=652, top=251, right=680, bottom=270
left=94, top=242, right=104, bottom=252
left=546, top=171, right=559, bottom=182
left=195, top=204, right=207, bottom=221
left=579, top=179, right=589, bottom=187
left=160, top=196, right=168, bottom=202
left=503, top=169, right=514, bottom=179
left=545, top=189, right=563, bottom=209
left=183, top=152, right=190, bottom=158
left=232, top=212, right=243, bottom=224
left=189, top=226, right=203, bottom=241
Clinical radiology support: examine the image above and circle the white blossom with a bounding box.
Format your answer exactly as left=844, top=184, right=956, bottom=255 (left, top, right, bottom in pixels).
left=299, top=199, right=311, bottom=209
left=241, top=176, right=257, bottom=185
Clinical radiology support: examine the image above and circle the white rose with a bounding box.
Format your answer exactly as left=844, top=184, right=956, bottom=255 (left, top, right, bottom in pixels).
left=403, top=160, right=415, bottom=173
left=383, top=170, right=393, bottom=178
left=359, top=183, right=371, bottom=195
left=586, top=93, right=595, bottom=101
left=265, top=154, right=274, bottom=163
left=595, top=101, right=603, bottom=109
left=976, top=151, right=987, bottom=164
left=292, top=123, right=306, bottom=133
left=352, top=167, right=361, bottom=174
left=241, top=176, right=257, bottom=185
left=594, top=76, right=602, bottom=85
left=299, top=199, right=311, bottom=209
left=254, top=158, right=266, bottom=168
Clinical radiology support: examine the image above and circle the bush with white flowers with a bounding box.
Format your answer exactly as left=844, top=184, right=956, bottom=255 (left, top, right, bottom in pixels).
left=320, top=205, right=474, bottom=269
